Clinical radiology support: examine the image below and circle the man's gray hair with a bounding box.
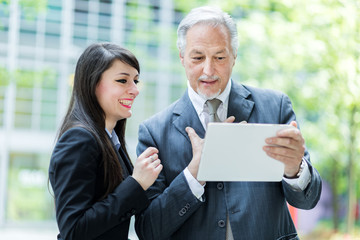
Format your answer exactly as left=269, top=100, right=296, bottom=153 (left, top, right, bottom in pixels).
left=177, top=6, right=239, bottom=57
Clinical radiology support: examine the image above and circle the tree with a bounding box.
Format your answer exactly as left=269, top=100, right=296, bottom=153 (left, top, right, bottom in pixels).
left=1, top=0, right=47, bottom=12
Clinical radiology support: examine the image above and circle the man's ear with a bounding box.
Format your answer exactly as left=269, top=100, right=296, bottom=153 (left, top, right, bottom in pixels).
left=232, top=54, right=237, bottom=67
left=179, top=52, right=185, bottom=67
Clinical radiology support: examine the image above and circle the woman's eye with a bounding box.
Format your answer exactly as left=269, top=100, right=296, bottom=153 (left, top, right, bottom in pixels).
left=134, top=79, right=139, bottom=85
left=116, top=79, right=127, bottom=83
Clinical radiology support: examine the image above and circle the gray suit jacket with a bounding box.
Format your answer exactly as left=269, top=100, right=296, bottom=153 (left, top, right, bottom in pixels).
left=135, top=81, right=322, bottom=240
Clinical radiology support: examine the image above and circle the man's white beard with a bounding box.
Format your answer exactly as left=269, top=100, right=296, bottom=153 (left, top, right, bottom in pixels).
left=198, top=88, right=221, bottom=100
left=197, top=75, right=221, bottom=100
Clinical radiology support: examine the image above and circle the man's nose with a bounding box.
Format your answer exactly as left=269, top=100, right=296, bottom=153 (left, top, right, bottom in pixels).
left=203, top=59, right=215, bottom=76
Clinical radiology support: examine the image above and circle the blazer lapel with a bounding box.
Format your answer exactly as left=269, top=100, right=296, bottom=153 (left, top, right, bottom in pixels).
left=172, top=91, right=206, bottom=140
left=117, top=146, right=133, bottom=176
left=227, top=80, right=254, bottom=123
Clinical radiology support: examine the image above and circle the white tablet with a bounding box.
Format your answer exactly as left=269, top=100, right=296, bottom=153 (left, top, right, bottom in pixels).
left=197, top=123, right=294, bottom=182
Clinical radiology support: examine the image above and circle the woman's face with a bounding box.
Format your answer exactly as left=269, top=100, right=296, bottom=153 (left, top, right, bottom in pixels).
left=95, top=59, right=139, bottom=130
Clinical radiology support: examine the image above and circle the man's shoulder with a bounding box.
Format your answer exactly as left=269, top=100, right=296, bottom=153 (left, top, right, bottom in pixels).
left=241, top=84, right=286, bottom=97
left=232, top=82, right=288, bottom=103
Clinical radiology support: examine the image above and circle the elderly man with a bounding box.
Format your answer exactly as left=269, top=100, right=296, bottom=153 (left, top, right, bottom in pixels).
left=135, top=6, right=322, bottom=240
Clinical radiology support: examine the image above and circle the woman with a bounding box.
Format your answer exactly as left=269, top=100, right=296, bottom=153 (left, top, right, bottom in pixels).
left=49, top=42, right=162, bottom=240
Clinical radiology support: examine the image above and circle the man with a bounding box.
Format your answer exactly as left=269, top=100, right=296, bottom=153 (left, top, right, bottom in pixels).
left=135, top=6, right=322, bottom=240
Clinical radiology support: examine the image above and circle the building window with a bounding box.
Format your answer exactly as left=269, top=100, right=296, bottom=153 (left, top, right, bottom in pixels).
left=14, top=86, right=33, bottom=129
left=13, top=69, right=58, bottom=131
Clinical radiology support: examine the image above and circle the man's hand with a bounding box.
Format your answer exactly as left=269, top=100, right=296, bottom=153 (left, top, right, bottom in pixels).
left=263, top=121, right=305, bottom=178
left=186, top=116, right=235, bottom=184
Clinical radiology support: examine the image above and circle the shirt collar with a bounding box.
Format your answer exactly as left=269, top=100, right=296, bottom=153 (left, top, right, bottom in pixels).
left=187, top=79, right=232, bottom=114
left=105, top=128, right=121, bottom=150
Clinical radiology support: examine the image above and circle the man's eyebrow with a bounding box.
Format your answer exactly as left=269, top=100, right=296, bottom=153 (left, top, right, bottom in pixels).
left=215, top=49, right=226, bottom=54
left=189, top=50, right=203, bottom=55
left=189, top=49, right=227, bottom=55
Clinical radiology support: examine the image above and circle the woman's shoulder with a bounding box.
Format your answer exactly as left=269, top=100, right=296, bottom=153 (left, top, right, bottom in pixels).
left=50, top=127, right=101, bottom=170
left=56, top=126, right=100, bottom=152
left=60, top=126, right=96, bottom=141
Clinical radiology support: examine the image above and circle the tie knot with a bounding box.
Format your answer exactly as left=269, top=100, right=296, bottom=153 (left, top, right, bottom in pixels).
left=206, top=98, right=222, bottom=114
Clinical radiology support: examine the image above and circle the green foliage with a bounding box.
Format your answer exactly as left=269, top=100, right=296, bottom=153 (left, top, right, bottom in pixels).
left=18, top=0, right=47, bottom=12
left=1, top=0, right=47, bottom=19
left=0, top=67, right=9, bottom=86
left=7, top=154, right=54, bottom=221
left=13, top=68, right=57, bottom=88
left=301, top=219, right=360, bottom=239
left=174, top=0, right=210, bottom=12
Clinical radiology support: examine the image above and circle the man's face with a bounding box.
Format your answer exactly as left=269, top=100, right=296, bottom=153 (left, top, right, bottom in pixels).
left=180, top=24, right=236, bottom=99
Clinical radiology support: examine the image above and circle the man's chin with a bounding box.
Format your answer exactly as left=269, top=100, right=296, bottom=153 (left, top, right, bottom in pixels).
left=198, top=89, right=221, bottom=100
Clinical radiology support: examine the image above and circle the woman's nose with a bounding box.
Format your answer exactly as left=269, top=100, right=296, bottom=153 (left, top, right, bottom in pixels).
left=128, top=82, right=139, bottom=97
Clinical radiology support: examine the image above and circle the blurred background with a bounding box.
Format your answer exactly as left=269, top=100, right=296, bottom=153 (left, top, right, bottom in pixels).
left=0, top=0, right=359, bottom=239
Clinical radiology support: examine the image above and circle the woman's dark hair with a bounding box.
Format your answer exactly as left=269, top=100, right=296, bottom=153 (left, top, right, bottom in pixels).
left=57, top=42, right=140, bottom=200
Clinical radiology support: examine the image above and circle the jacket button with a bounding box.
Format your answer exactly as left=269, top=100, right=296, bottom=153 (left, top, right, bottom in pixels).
left=218, top=220, right=225, bottom=228
left=217, top=183, right=223, bottom=190
left=179, top=208, right=187, bottom=216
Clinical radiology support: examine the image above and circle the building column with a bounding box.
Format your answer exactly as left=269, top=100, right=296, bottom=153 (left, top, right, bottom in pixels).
left=56, top=0, right=74, bottom=127
left=0, top=0, right=20, bottom=227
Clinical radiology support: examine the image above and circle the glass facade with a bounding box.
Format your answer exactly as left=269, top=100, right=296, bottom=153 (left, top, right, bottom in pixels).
left=0, top=0, right=186, bottom=235
left=7, top=152, right=54, bottom=222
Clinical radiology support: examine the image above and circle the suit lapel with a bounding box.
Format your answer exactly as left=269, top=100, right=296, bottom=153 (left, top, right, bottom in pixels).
left=117, top=146, right=133, bottom=176
left=172, top=91, right=206, bottom=140
left=228, top=80, right=254, bottom=123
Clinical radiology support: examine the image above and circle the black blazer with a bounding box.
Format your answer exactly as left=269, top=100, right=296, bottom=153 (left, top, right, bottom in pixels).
left=49, top=127, right=149, bottom=240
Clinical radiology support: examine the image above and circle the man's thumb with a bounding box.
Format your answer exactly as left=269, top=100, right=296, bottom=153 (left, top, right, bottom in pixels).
left=224, top=116, right=235, bottom=123
left=186, top=127, right=199, bottom=142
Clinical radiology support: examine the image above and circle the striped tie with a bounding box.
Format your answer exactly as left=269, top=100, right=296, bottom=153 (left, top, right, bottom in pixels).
left=206, top=98, right=222, bottom=122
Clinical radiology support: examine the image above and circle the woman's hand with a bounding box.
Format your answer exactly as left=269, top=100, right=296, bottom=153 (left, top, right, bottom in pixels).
left=132, top=147, right=162, bottom=190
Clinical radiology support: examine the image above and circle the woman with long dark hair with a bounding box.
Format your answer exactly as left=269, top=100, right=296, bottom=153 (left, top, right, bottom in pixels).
left=49, top=42, right=162, bottom=240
